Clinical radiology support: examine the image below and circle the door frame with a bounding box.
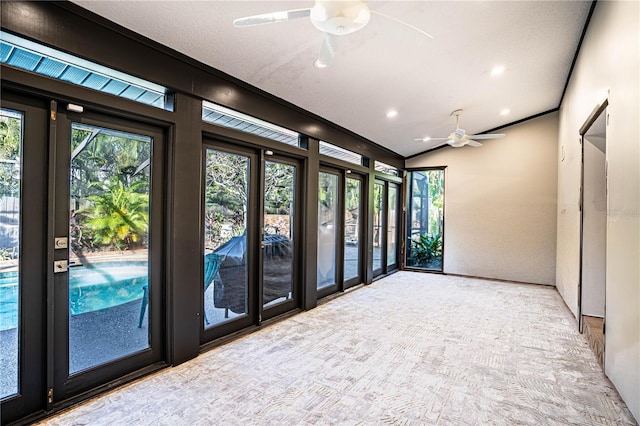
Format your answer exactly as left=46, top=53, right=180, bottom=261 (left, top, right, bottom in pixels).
left=578, top=98, right=608, bottom=334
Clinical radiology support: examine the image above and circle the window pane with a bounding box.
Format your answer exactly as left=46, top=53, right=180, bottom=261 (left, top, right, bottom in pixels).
left=318, top=172, right=338, bottom=289
left=319, top=141, right=362, bottom=165
left=374, top=161, right=399, bottom=176
left=344, top=178, right=361, bottom=282
left=68, top=123, right=152, bottom=374
left=1, top=31, right=171, bottom=110
left=203, top=150, right=250, bottom=326
left=264, top=161, right=296, bottom=307
left=406, top=170, right=444, bottom=271
left=387, top=184, right=398, bottom=267
left=373, top=181, right=384, bottom=272
left=0, top=108, right=22, bottom=399
left=203, top=101, right=301, bottom=148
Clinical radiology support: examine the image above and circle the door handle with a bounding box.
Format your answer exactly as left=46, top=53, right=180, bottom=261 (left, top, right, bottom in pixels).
left=54, top=237, right=68, bottom=249
left=53, top=260, right=68, bottom=273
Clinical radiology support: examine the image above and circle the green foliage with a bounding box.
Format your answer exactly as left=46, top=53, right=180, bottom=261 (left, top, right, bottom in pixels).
left=0, top=113, right=22, bottom=197
left=318, top=172, right=337, bottom=209
left=70, top=128, right=151, bottom=201
left=264, top=161, right=294, bottom=215
left=78, top=178, right=149, bottom=250
left=345, top=178, right=361, bottom=211
left=408, top=233, right=442, bottom=267
left=0, top=248, right=14, bottom=261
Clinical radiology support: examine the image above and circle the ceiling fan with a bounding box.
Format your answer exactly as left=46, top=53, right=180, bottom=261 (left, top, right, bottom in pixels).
left=416, top=109, right=506, bottom=148
left=233, top=0, right=433, bottom=68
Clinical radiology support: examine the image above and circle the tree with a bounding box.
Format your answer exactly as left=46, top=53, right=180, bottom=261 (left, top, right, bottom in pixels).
left=78, top=178, right=149, bottom=251
left=0, top=112, right=22, bottom=197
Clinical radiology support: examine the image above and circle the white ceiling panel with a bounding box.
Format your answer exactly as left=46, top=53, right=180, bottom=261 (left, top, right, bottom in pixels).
left=71, top=0, right=592, bottom=156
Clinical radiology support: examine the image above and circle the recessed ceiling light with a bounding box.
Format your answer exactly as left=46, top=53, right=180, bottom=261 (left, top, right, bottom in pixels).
left=490, top=65, right=506, bottom=77
left=421, top=136, right=431, bottom=142
left=386, top=110, right=398, bottom=119
left=500, top=108, right=511, bottom=116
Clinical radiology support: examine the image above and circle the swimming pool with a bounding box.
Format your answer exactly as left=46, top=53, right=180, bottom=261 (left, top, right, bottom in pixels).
left=0, top=261, right=148, bottom=331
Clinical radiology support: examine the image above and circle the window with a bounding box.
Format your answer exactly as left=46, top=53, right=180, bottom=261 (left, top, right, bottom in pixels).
left=1, top=32, right=172, bottom=110
left=374, top=161, right=399, bottom=176
left=202, top=101, right=302, bottom=148
left=319, top=141, right=362, bottom=165
left=406, top=169, right=444, bottom=271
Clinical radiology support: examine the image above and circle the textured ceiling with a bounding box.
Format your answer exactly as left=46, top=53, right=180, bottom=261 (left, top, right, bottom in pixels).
left=71, top=1, right=592, bottom=157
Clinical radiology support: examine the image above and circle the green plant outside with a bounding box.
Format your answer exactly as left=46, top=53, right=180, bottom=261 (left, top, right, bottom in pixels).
left=407, top=233, right=442, bottom=268
left=77, top=178, right=149, bottom=251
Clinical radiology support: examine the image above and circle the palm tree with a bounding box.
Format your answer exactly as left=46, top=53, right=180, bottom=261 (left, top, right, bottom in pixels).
left=79, top=178, right=149, bottom=250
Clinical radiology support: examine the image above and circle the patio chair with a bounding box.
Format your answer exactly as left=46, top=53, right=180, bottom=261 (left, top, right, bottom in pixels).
left=137, top=252, right=221, bottom=328
left=203, top=252, right=221, bottom=325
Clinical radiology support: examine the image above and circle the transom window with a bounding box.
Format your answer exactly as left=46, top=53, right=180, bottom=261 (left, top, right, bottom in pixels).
left=0, top=31, right=172, bottom=110
left=202, top=101, right=302, bottom=148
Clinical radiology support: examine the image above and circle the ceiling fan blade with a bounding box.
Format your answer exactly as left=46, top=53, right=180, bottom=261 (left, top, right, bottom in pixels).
left=466, top=140, right=483, bottom=147
left=315, top=33, right=338, bottom=68
left=233, top=8, right=311, bottom=27
left=370, top=10, right=434, bottom=39
left=467, top=133, right=506, bottom=140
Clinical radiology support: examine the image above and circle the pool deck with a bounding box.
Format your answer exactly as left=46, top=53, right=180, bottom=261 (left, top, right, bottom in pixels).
left=0, top=280, right=234, bottom=399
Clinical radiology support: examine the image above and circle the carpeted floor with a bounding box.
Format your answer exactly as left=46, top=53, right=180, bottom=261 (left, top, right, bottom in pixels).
left=37, top=272, right=636, bottom=425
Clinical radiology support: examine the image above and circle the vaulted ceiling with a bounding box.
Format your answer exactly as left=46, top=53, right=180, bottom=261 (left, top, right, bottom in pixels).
left=71, top=1, right=592, bottom=157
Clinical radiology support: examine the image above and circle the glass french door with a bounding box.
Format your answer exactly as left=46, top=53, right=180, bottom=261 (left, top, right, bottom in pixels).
left=343, top=175, right=363, bottom=288
left=317, top=168, right=364, bottom=297
left=373, top=181, right=385, bottom=274
left=202, top=147, right=253, bottom=330
left=201, top=145, right=299, bottom=339
left=262, top=158, right=299, bottom=319
left=318, top=171, right=339, bottom=290
left=52, top=107, right=165, bottom=401
left=1, top=93, right=166, bottom=423
left=373, top=179, right=400, bottom=277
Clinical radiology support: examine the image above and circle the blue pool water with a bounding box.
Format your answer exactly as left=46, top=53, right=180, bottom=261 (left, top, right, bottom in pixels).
left=0, top=261, right=148, bottom=331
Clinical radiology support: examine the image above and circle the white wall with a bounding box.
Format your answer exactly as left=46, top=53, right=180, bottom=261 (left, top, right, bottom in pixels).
left=556, top=0, right=639, bottom=419
left=406, top=112, right=558, bottom=285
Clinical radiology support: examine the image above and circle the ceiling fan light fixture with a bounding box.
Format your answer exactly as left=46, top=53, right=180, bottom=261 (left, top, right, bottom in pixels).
left=310, top=1, right=371, bottom=35
left=314, top=58, right=329, bottom=69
